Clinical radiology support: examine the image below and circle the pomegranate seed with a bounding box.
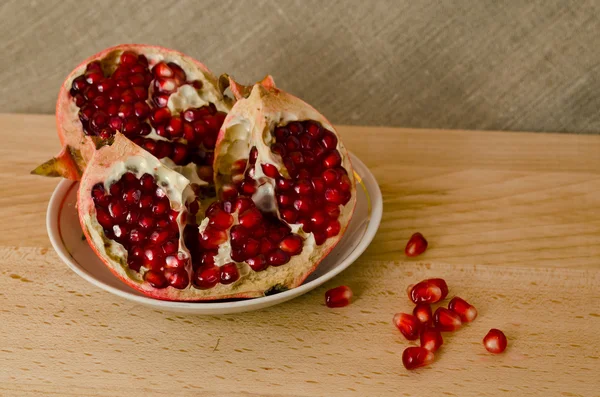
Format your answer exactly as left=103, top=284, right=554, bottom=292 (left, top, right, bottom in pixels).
left=321, top=130, right=338, bottom=150
left=209, top=209, right=234, bottom=230
left=238, top=208, right=262, bottom=229
left=426, top=278, right=449, bottom=300
left=288, top=121, right=304, bottom=136
left=324, top=188, right=349, bottom=205
left=281, top=209, right=298, bottom=224
left=164, top=268, right=189, bottom=289
left=220, top=262, right=240, bottom=285
left=310, top=211, right=327, bottom=229
left=483, top=329, right=508, bottom=354
left=274, top=127, right=289, bottom=140
left=151, top=107, right=171, bottom=125
left=409, top=281, right=444, bottom=304
left=325, top=285, right=352, bottom=308
left=128, top=228, right=145, bottom=244
left=120, top=51, right=138, bottom=66
left=413, top=303, right=433, bottom=325
left=153, top=62, right=173, bottom=77
left=261, top=163, right=279, bottom=178
left=313, top=231, right=327, bottom=245
left=230, top=225, right=249, bottom=245
left=149, top=229, right=169, bottom=245
left=200, top=251, right=216, bottom=267
left=162, top=241, right=179, bottom=257
left=293, top=198, right=312, bottom=213
left=402, top=347, right=434, bottom=370
left=393, top=313, right=421, bottom=340
left=144, top=270, right=168, bottom=288
left=279, top=234, right=303, bottom=255
left=420, top=327, right=443, bottom=352
left=247, top=255, right=268, bottom=272
left=448, top=297, right=478, bottom=323
left=266, top=249, right=290, bottom=266
left=325, top=220, right=341, bottom=237
left=151, top=200, right=169, bottom=216
left=433, top=307, right=462, bottom=332
left=199, top=227, right=228, bottom=250
left=323, top=151, right=342, bottom=169
left=244, top=238, right=260, bottom=257
left=306, top=121, right=323, bottom=138
left=139, top=195, right=154, bottom=210
left=405, top=232, right=428, bottom=257
left=139, top=214, right=154, bottom=229
left=324, top=203, right=340, bottom=219
left=294, top=179, right=313, bottom=196
left=271, top=143, right=286, bottom=157
left=171, top=143, right=189, bottom=165
left=194, top=266, right=220, bottom=289
left=108, top=200, right=127, bottom=222
left=167, top=117, right=183, bottom=138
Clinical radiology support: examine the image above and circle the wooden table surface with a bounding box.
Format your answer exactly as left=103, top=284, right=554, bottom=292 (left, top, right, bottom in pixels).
left=1, top=113, right=599, bottom=396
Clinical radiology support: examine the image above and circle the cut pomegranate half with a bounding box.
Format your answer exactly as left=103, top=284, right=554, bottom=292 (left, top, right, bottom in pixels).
left=33, top=44, right=232, bottom=181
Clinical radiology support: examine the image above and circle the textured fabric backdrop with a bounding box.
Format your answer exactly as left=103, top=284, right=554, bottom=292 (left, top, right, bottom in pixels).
left=1, top=0, right=599, bottom=133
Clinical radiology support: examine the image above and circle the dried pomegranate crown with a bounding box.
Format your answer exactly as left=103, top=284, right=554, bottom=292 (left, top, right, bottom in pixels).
left=36, top=44, right=357, bottom=301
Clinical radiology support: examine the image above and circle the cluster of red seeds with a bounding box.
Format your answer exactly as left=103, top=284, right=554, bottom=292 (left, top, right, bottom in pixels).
left=70, top=51, right=226, bottom=179
left=395, top=277, right=506, bottom=370
left=219, top=121, right=350, bottom=246
left=91, top=173, right=189, bottom=289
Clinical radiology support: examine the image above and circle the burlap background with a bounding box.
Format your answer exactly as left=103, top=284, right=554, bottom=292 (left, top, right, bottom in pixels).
left=2, top=0, right=599, bottom=133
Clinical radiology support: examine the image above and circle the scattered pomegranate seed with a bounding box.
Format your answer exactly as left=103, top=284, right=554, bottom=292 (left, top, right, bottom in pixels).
left=402, top=347, right=434, bottom=370
left=420, top=327, right=443, bottom=352
left=413, top=303, right=433, bottom=325
left=325, top=285, right=352, bottom=308
left=483, top=329, right=507, bottom=354
left=409, top=280, right=444, bottom=304
left=448, top=297, right=478, bottom=323
left=393, top=313, right=421, bottom=340
left=433, top=307, right=462, bottom=332
left=405, top=232, right=428, bottom=257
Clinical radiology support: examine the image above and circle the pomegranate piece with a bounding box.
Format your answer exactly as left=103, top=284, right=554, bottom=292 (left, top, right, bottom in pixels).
left=325, top=285, right=352, bottom=308
left=420, top=327, right=443, bottom=352
left=405, top=232, right=428, bottom=257
left=433, top=307, right=462, bottom=332
left=448, top=297, right=478, bottom=323
left=413, top=303, right=433, bottom=325
left=483, top=329, right=507, bottom=354
left=34, top=44, right=232, bottom=181
left=402, top=347, right=434, bottom=370
left=393, top=313, right=421, bottom=340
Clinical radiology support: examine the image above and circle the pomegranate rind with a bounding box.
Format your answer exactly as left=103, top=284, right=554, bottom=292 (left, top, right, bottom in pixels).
left=39, top=43, right=231, bottom=180
left=212, top=77, right=357, bottom=293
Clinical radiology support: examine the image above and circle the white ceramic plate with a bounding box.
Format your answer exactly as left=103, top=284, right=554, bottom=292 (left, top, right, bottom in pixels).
left=47, top=153, right=382, bottom=314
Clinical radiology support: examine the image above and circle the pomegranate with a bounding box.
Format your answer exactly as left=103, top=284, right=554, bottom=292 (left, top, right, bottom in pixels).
left=75, top=76, right=356, bottom=301
left=32, top=44, right=232, bottom=181
left=483, top=329, right=507, bottom=354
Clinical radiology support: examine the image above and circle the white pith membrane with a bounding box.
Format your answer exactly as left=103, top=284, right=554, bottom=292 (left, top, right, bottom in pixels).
left=53, top=44, right=232, bottom=181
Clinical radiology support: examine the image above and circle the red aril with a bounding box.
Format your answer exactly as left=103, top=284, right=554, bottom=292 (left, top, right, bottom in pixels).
left=402, top=347, right=434, bottom=370
left=433, top=307, right=462, bottom=332
left=483, top=329, right=507, bottom=354
left=413, top=303, right=433, bottom=325
left=448, top=296, right=478, bottom=323
left=409, top=280, right=445, bottom=304
left=325, top=285, right=352, bottom=308
left=405, top=232, right=428, bottom=257
left=393, top=313, right=421, bottom=340
left=420, top=327, right=443, bottom=352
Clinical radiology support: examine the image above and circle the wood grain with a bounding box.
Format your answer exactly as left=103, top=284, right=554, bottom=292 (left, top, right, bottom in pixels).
left=1, top=114, right=599, bottom=396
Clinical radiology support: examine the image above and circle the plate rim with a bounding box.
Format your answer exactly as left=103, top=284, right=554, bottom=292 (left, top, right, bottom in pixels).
left=47, top=152, right=382, bottom=313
